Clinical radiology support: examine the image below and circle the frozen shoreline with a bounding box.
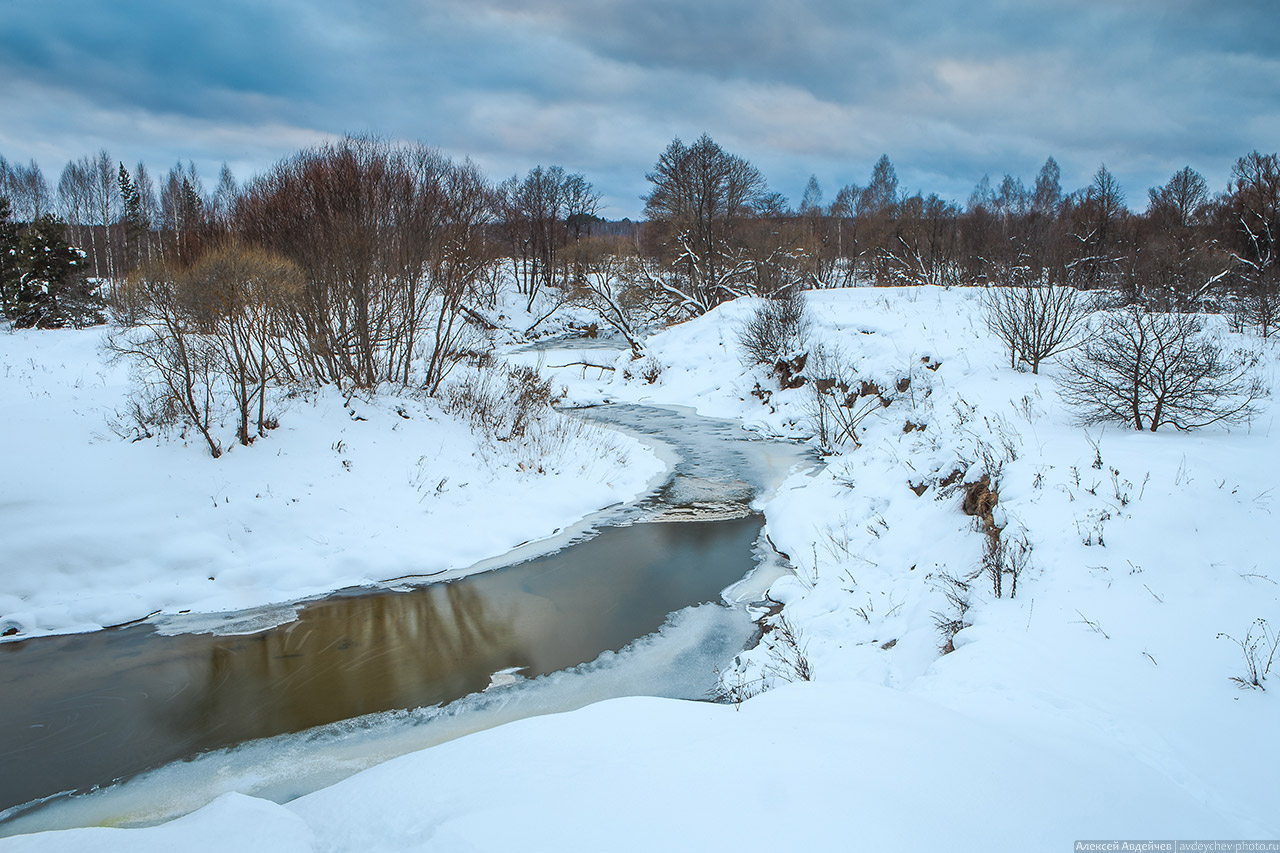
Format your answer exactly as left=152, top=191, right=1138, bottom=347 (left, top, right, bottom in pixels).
left=0, top=326, right=665, bottom=642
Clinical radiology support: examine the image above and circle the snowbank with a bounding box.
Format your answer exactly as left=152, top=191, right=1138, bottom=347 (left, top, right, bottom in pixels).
left=0, top=684, right=1250, bottom=852
left=6, top=287, right=1278, bottom=848
left=0, top=326, right=662, bottom=640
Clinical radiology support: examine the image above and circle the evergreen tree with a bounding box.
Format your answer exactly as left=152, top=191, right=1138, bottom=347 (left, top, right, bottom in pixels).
left=11, top=213, right=93, bottom=327
left=119, top=162, right=146, bottom=273
left=0, top=196, right=20, bottom=315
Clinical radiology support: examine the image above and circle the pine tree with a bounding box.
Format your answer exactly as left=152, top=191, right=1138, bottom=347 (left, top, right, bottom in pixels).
left=0, top=196, right=21, bottom=316
left=12, top=213, right=91, bottom=327
left=119, top=162, right=145, bottom=274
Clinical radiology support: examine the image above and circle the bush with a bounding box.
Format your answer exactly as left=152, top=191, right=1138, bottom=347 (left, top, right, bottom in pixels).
left=983, top=279, right=1090, bottom=373
left=1058, top=307, right=1265, bottom=432
left=804, top=345, right=891, bottom=452
left=443, top=363, right=558, bottom=442
left=737, top=288, right=810, bottom=366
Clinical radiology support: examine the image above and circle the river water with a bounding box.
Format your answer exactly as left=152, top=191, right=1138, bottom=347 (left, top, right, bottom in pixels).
left=0, top=404, right=813, bottom=835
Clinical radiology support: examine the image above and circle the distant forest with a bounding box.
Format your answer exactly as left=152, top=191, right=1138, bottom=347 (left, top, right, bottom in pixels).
left=2, top=137, right=1276, bottom=319
left=2, top=135, right=1276, bottom=456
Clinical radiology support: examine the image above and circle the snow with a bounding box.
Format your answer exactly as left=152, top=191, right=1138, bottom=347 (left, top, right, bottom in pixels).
left=5, top=285, right=1279, bottom=849
left=0, top=326, right=663, bottom=640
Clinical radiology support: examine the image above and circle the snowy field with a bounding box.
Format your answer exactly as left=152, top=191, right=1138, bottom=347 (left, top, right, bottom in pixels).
left=4, top=286, right=1279, bottom=850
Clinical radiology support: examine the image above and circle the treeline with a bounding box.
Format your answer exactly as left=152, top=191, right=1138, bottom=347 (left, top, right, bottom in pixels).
left=3, top=136, right=1277, bottom=323
left=637, top=136, right=1278, bottom=327
left=2, top=134, right=1277, bottom=456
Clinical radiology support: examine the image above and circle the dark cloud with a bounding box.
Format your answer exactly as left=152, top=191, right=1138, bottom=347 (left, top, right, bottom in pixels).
left=0, top=0, right=1276, bottom=217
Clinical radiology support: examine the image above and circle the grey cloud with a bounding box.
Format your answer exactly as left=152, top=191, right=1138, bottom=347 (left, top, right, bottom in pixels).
left=0, top=0, right=1276, bottom=218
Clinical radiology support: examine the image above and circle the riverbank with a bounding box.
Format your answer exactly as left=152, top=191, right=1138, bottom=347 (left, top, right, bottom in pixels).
left=562, top=286, right=1280, bottom=841
left=0, top=325, right=663, bottom=641
left=5, top=286, right=1278, bottom=849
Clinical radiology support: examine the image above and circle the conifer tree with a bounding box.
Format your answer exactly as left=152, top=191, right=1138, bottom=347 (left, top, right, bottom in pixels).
left=0, top=196, right=20, bottom=315
left=119, top=162, right=145, bottom=274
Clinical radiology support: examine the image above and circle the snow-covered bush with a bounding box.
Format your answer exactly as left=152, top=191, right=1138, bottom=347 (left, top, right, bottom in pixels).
left=443, top=363, right=559, bottom=443
left=803, top=345, right=891, bottom=452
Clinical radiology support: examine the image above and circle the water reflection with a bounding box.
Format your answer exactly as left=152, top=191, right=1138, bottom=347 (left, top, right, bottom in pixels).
left=0, top=516, right=762, bottom=817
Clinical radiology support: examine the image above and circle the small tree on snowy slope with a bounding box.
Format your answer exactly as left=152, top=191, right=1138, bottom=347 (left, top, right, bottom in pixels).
left=982, top=264, right=1090, bottom=373
left=1057, top=307, right=1265, bottom=431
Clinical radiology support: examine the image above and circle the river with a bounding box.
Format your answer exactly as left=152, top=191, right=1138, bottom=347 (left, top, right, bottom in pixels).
left=0, top=404, right=813, bottom=835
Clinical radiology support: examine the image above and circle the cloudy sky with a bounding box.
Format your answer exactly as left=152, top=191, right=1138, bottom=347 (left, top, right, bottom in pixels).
left=2, top=0, right=1276, bottom=218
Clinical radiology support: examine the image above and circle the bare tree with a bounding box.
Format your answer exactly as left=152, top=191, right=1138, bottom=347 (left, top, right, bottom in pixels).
left=160, top=161, right=209, bottom=264
left=1032, top=157, right=1063, bottom=216
left=566, top=235, right=661, bottom=354
left=498, top=165, right=600, bottom=311
left=983, top=272, right=1091, bottom=373
left=133, top=161, right=160, bottom=264
left=886, top=193, right=961, bottom=287
left=236, top=137, right=495, bottom=392
left=5, top=159, right=52, bottom=221
left=57, top=157, right=95, bottom=257
left=642, top=134, right=769, bottom=314
left=92, top=150, right=119, bottom=281
left=1226, top=152, right=1280, bottom=336
left=182, top=243, right=303, bottom=445
left=109, top=261, right=224, bottom=457
left=1058, top=307, right=1264, bottom=431
left=211, top=163, right=239, bottom=229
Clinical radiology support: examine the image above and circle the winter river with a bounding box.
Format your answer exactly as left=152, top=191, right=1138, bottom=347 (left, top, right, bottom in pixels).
left=0, top=404, right=814, bottom=835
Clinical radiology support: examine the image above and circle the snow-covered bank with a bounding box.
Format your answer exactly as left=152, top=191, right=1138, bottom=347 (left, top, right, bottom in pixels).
left=1, top=682, right=1250, bottom=853
left=0, top=326, right=662, bottom=640
left=6, top=286, right=1279, bottom=849
left=512, top=286, right=1280, bottom=840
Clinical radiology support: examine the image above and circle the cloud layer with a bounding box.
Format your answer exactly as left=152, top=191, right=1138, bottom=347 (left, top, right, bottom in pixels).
left=2, top=0, right=1276, bottom=217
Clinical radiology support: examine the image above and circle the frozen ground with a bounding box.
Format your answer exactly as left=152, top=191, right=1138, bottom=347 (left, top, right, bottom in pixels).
left=5, top=286, right=1279, bottom=849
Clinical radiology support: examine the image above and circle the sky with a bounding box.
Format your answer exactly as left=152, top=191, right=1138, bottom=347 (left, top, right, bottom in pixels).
left=1, top=0, right=1277, bottom=219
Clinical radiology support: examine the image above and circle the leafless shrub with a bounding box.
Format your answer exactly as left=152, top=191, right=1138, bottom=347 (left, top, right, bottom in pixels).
left=762, top=615, right=814, bottom=683
left=106, top=264, right=224, bottom=458
left=1218, top=618, right=1279, bottom=691
left=639, top=356, right=663, bottom=384
left=932, top=571, right=972, bottom=654
left=708, top=667, right=767, bottom=708
left=804, top=345, right=890, bottom=452
left=1058, top=307, right=1266, bottom=431
left=983, top=532, right=1005, bottom=600
left=180, top=243, right=302, bottom=446
left=737, top=288, right=810, bottom=366
left=984, top=529, right=1032, bottom=599
left=1003, top=533, right=1031, bottom=599
left=983, top=277, right=1091, bottom=373
left=443, top=362, right=558, bottom=442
